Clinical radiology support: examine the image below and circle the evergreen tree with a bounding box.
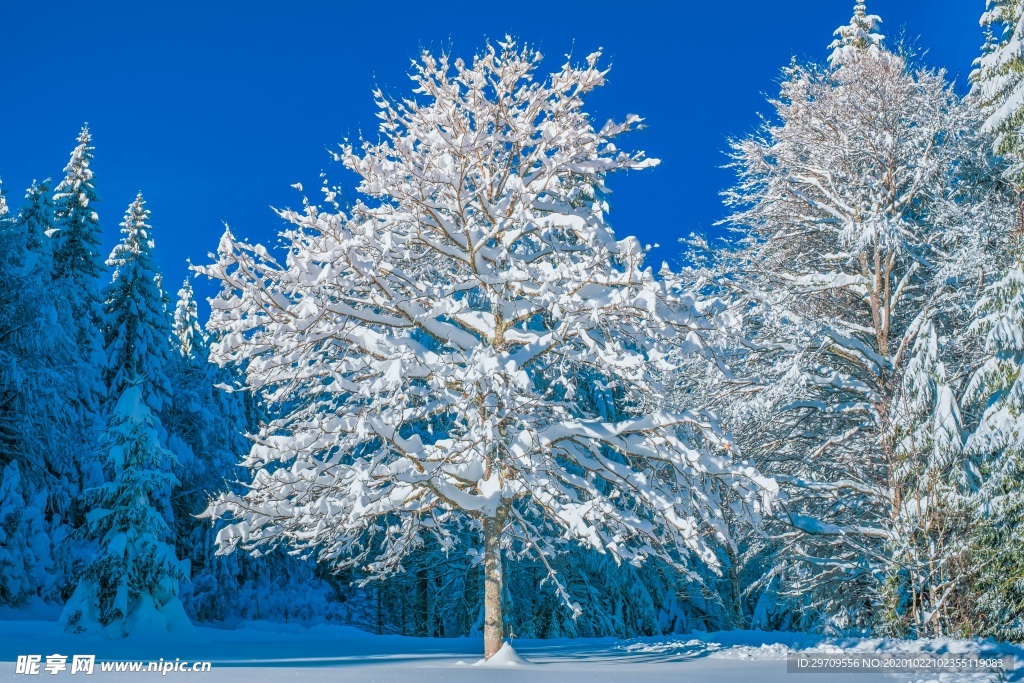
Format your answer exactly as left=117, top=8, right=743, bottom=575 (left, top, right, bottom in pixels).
left=166, top=278, right=240, bottom=619
left=963, top=254, right=1024, bottom=639
left=828, top=1, right=884, bottom=66
left=0, top=461, right=53, bottom=605
left=61, top=384, right=190, bottom=637
left=0, top=180, right=18, bottom=461
left=163, top=277, right=333, bottom=627
left=102, top=193, right=173, bottom=410
left=0, top=179, right=81, bottom=606
left=50, top=125, right=106, bottom=498
left=973, top=1, right=1024, bottom=163
left=53, top=124, right=105, bottom=374
left=884, top=323, right=973, bottom=638
left=173, top=277, right=205, bottom=361
left=18, top=180, right=56, bottom=273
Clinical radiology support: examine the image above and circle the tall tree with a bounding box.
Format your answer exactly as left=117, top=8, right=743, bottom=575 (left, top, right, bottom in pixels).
left=974, top=1, right=1024, bottom=163
left=716, top=2, right=1007, bottom=631
left=199, top=41, right=774, bottom=658
left=0, top=179, right=80, bottom=606
left=962, top=254, right=1024, bottom=639
left=53, top=124, right=104, bottom=364
left=0, top=181, right=18, bottom=465
left=51, top=124, right=106, bottom=481
left=883, top=322, right=973, bottom=637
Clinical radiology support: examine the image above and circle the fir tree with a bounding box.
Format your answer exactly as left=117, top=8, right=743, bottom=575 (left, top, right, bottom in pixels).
left=973, top=0, right=1024, bottom=163
left=53, top=125, right=104, bottom=355
left=61, top=384, right=190, bottom=637
left=0, top=179, right=18, bottom=459
left=828, top=2, right=884, bottom=66
left=884, top=323, right=973, bottom=638
left=173, top=277, right=206, bottom=361
left=18, top=180, right=55, bottom=273
left=963, top=254, right=1024, bottom=639
left=102, top=193, right=173, bottom=410
left=0, top=179, right=81, bottom=606
left=0, top=461, right=53, bottom=605
left=51, top=124, right=106, bottom=476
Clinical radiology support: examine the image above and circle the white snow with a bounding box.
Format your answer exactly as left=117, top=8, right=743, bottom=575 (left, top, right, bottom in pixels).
left=470, top=642, right=531, bottom=666
left=0, top=619, right=1018, bottom=682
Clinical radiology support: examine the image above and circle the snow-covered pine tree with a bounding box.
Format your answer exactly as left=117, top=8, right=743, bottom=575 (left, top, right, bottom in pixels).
left=828, top=1, right=883, bottom=66
left=0, top=193, right=22, bottom=478
left=884, top=322, right=972, bottom=638
left=973, top=1, right=1024, bottom=165
left=0, top=179, right=82, bottom=606
left=165, top=276, right=217, bottom=568
left=102, top=193, right=174, bottom=410
left=62, top=191, right=191, bottom=635
left=52, top=125, right=106, bottom=414
left=962, top=253, right=1024, bottom=639
left=165, top=276, right=212, bottom=487
left=19, top=180, right=56, bottom=274
left=199, top=40, right=775, bottom=658
left=0, top=461, right=53, bottom=606
left=717, top=2, right=1006, bottom=632
left=0, top=180, right=18, bottom=469
left=61, top=383, right=190, bottom=637
left=13, top=181, right=81, bottom=501
left=173, top=277, right=206, bottom=361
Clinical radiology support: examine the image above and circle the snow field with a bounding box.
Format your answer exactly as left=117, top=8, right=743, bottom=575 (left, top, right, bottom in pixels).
left=0, top=619, right=1019, bottom=683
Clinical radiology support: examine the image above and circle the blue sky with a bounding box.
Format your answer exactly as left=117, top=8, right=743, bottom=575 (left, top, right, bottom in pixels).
left=0, top=1, right=981, bottom=313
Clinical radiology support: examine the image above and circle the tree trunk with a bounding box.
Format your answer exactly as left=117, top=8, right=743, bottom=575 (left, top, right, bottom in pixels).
left=417, top=566, right=430, bottom=637
left=483, top=510, right=506, bottom=659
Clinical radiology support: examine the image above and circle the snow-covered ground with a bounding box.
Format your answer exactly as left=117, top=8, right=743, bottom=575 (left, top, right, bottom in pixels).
left=0, top=615, right=1019, bottom=682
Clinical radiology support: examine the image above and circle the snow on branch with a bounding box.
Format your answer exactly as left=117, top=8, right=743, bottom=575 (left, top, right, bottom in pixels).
left=197, top=40, right=775, bottom=586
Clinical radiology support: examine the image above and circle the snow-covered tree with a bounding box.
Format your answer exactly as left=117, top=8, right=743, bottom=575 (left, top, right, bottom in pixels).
left=50, top=126, right=106, bottom=508
left=18, top=180, right=56, bottom=273
left=102, top=193, right=174, bottom=410
left=61, top=384, right=190, bottom=637
left=962, top=254, right=1024, bottom=639
left=0, top=182, right=25, bottom=477
left=0, top=181, right=18, bottom=462
left=166, top=280, right=222, bottom=465
left=165, top=278, right=246, bottom=621
left=0, top=461, right=53, bottom=606
left=200, top=40, right=774, bottom=658
left=884, top=322, right=972, bottom=638
left=52, top=125, right=105, bottom=403
left=973, top=0, right=1024, bottom=165
left=173, top=277, right=206, bottom=361
left=156, top=276, right=335, bottom=627
left=717, top=3, right=1008, bottom=631
left=828, top=1, right=883, bottom=66
left=0, top=179, right=81, bottom=606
